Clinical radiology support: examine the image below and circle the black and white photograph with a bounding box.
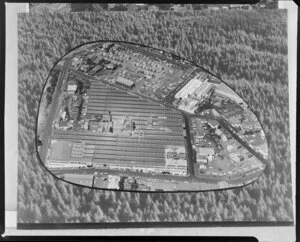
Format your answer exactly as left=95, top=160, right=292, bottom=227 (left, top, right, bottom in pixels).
left=3, top=1, right=297, bottom=239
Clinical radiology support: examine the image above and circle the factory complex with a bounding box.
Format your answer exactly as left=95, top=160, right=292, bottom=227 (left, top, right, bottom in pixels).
left=46, top=80, right=188, bottom=177
left=37, top=41, right=268, bottom=191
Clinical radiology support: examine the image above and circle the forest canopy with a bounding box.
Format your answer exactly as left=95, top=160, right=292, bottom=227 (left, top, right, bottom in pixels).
left=17, top=9, right=292, bottom=224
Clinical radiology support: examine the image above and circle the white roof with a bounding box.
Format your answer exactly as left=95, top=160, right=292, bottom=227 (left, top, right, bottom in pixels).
left=175, top=78, right=203, bottom=99
left=215, top=129, right=223, bottom=136
left=197, top=156, right=208, bottom=164
left=67, top=84, right=77, bottom=91
left=197, top=147, right=215, bottom=156
left=116, top=76, right=134, bottom=86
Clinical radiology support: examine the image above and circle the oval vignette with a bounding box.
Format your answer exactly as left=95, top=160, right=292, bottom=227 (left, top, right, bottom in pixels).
left=36, top=40, right=268, bottom=192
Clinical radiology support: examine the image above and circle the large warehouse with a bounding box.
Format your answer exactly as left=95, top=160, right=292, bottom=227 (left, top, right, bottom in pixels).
left=46, top=80, right=188, bottom=176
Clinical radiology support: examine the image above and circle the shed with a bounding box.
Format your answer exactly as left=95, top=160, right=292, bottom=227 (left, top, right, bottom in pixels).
left=67, top=84, right=77, bottom=94
left=116, top=76, right=135, bottom=89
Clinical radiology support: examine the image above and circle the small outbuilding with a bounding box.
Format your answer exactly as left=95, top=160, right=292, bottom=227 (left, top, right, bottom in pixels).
left=67, top=84, right=78, bottom=94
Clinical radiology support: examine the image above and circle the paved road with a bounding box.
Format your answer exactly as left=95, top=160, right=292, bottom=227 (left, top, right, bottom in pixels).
left=50, top=166, right=225, bottom=184
left=218, top=116, right=240, bottom=133
left=39, top=60, right=70, bottom=162
left=51, top=164, right=263, bottom=190
left=183, top=115, right=195, bottom=176
left=193, top=114, right=267, bottom=164
left=217, top=117, right=267, bottom=164
left=228, top=168, right=264, bottom=185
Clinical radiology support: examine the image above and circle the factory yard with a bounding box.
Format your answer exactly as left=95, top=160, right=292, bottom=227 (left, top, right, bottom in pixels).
left=37, top=41, right=268, bottom=192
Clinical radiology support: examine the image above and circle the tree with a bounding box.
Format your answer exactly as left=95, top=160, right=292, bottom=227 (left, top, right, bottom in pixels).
left=93, top=205, right=104, bottom=222
left=46, top=94, right=52, bottom=105
left=111, top=4, right=128, bottom=11
left=18, top=9, right=291, bottom=224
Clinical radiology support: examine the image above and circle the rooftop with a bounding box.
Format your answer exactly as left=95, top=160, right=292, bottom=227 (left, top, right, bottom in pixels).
left=197, top=147, right=215, bottom=156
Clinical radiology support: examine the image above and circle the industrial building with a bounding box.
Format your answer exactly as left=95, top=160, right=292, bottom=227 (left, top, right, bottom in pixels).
left=45, top=140, right=94, bottom=168
left=67, top=83, right=78, bottom=94
left=207, top=120, right=219, bottom=129
left=115, top=76, right=135, bottom=89
left=215, top=128, right=228, bottom=141
left=175, top=73, right=214, bottom=114
left=196, top=147, right=215, bottom=164
left=46, top=80, right=188, bottom=176
left=164, top=146, right=187, bottom=175
left=175, top=72, right=210, bottom=100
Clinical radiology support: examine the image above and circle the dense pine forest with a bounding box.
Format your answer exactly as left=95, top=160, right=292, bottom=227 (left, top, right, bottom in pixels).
left=17, top=10, right=292, bottom=223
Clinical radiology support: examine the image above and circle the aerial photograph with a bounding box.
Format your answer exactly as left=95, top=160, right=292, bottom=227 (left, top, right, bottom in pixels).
left=37, top=41, right=268, bottom=192
left=17, top=5, right=293, bottom=225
